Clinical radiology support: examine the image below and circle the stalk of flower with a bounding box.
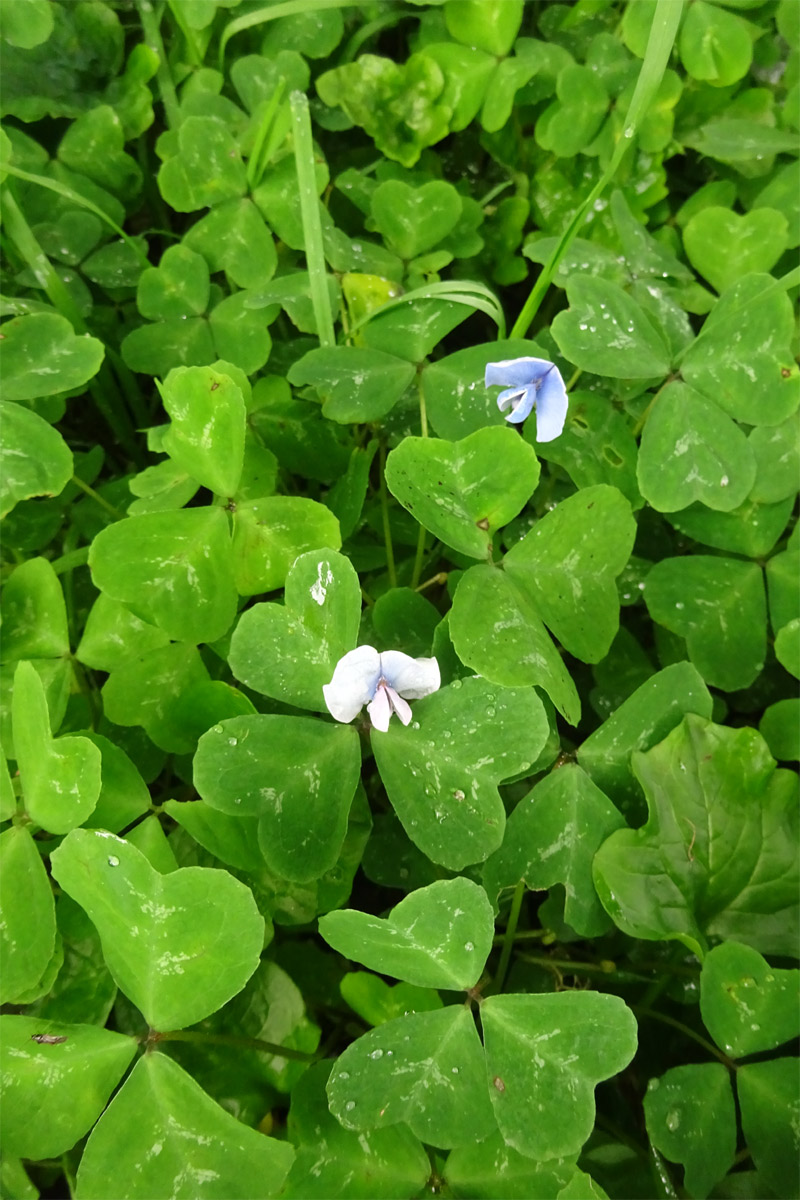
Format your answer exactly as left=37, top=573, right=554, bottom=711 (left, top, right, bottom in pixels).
left=323, top=646, right=441, bottom=732
left=485, top=356, right=569, bottom=441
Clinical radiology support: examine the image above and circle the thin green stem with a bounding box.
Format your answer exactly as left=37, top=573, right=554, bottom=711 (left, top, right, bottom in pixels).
left=516, top=954, right=654, bottom=985
left=633, top=1005, right=736, bottom=1069
left=165, top=0, right=204, bottom=66
left=415, top=571, right=448, bottom=594
left=290, top=91, right=335, bottom=348
left=565, top=367, right=583, bottom=391
left=493, top=881, right=525, bottom=993
left=378, top=440, right=397, bottom=589
left=70, top=476, right=125, bottom=519
left=410, top=376, right=429, bottom=589
left=50, top=548, right=91, bottom=576
left=150, top=1029, right=318, bottom=1062
left=138, top=0, right=181, bottom=129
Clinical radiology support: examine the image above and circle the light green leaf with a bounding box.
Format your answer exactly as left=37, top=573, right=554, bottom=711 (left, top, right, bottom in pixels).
left=0, top=401, right=73, bottom=518
left=183, top=197, right=277, bottom=289
left=231, top=496, right=341, bottom=596
left=637, top=381, right=756, bottom=512
left=445, top=1132, right=576, bottom=1199
left=229, top=549, right=361, bottom=711
left=450, top=564, right=580, bottom=725
left=157, top=115, right=247, bottom=212
left=593, top=715, right=799, bottom=957
left=319, top=878, right=494, bottom=990
left=159, top=364, right=246, bottom=497
left=0, top=1016, right=136, bottom=1161
left=193, top=715, right=361, bottom=882
left=13, top=660, right=101, bottom=834
left=643, top=1064, right=736, bottom=1200
left=679, top=1, right=753, bottom=86
left=444, top=0, right=522, bottom=56
left=0, top=825, right=57, bottom=1004
left=643, top=556, right=766, bottom=691
left=551, top=278, right=671, bottom=379
left=683, top=207, right=788, bottom=295
left=288, top=345, right=415, bottom=424
left=89, top=507, right=238, bottom=644
left=504, top=485, right=636, bottom=663
left=700, top=941, right=800, bottom=1058
left=76, top=1052, right=294, bottom=1200
left=0, top=557, right=69, bottom=661
left=327, top=1005, right=496, bottom=1148
left=0, top=313, right=104, bottom=402
left=736, top=1059, right=799, bottom=1200
left=101, top=643, right=210, bottom=755
left=483, top=766, right=624, bottom=937
left=386, top=427, right=540, bottom=560
left=481, top=992, right=638, bottom=1160
left=50, top=829, right=265, bottom=1030
left=370, top=179, right=462, bottom=260
left=373, top=677, right=549, bottom=870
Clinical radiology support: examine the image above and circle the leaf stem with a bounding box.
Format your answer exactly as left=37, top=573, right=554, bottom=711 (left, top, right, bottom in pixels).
left=410, top=376, right=429, bottom=589
left=138, top=0, right=181, bottom=129
left=70, top=475, right=125, bottom=519
left=149, top=1029, right=319, bottom=1061
left=493, top=880, right=525, bottom=993
left=378, top=440, right=397, bottom=589
left=632, top=1005, right=736, bottom=1069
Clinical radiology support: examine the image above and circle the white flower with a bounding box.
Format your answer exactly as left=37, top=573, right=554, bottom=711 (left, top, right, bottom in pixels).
left=323, top=646, right=441, bottom=733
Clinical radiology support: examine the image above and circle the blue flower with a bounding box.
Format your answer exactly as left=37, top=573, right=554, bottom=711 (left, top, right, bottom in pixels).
left=323, top=646, right=440, bottom=732
left=485, top=356, right=569, bottom=441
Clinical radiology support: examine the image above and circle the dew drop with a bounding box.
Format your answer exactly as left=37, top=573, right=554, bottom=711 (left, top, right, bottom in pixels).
left=344, top=1100, right=356, bottom=1112
left=486, top=706, right=496, bottom=718
left=212, top=724, right=223, bottom=734
left=750, top=1023, right=760, bottom=1031
left=107, top=855, right=120, bottom=867
left=338, top=1071, right=350, bottom=1081
left=450, top=678, right=462, bottom=689
left=464, top=941, right=474, bottom=952
left=666, top=1109, right=680, bottom=1132
left=228, top=737, right=238, bottom=747
left=411, top=721, right=420, bottom=730
left=451, top=1066, right=459, bottom=1074
left=453, top=789, right=465, bottom=801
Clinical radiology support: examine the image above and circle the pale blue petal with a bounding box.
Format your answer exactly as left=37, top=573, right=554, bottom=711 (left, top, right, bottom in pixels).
left=380, top=651, right=441, bottom=700
left=533, top=366, right=569, bottom=442
left=485, top=357, right=556, bottom=388
left=367, top=685, right=392, bottom=732
left=496, top=386, right=527, bottom=414
left=323, top=645, right=381, bottom=723
left=503, top=387, right=535, bottom=424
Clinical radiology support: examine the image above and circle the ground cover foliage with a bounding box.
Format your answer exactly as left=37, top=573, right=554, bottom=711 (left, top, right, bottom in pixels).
left=0, top=0, right=798, bottom=1196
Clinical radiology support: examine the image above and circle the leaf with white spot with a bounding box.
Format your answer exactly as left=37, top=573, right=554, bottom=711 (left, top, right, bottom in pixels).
left=319, top=878, right=494, bottom=990
left=327, top=1005, right=496, bottom=1149
left=89, top=507, right=238, bottom=645
left=0, top=826, right=57, bottom=1005
left=481, top=992, right=638, bottom=1160
left=0, top=1015, right=136, bottom=1161
left=551, top=277, right=671, bottom=379
left=229, top=550, right=361, bottom=711
left=50, top=829, right=264, bottom=1031
left=76, top=1052, right=294, bottom=1200
left=160, top=365, right=247, bottom=498
left=0, top=313, right=104, bottom=401
left=644, top=1064, right=736, bottom=1200
left=0, top=401, right=73, bottom=518
left=193, top=715, right=361, bottom=882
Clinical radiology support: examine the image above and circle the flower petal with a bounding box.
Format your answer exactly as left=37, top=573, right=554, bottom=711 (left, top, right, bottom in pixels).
left=533, top=365, right=569, bottom=442
left=504, top=387, right=535, bottom=425
left=380, top=651, right=441, bottom=700
left=485, top=357, right=556, bottom=388
left=367, top=684, right=392, bottom=732
left=386, top=685, right=412, bottom=725
left=496, top=386, right=527, bottom=414
left=323, top=645, right=381, bottom=723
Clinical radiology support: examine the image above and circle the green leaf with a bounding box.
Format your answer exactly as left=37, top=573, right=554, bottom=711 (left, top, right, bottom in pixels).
left=536, top=65, right=609, bottom=158
left=748, top=415, right=800, bottom=504
left=683, top=207, right=788, bottom=295
left=50, top=829, right=265, bottom=1030
left=551, top=278, right=671, bottom=379
left=643, top=1064, right=736, bottom=1200
left=283, top=1060, right=430, bottom=1199
left=637, top=382, right=756, bottom=512
left=0, top=401, right=73, bottom=517
left=288, top=345, right=415, bottom=425
left=82, top=732, right=152, bottom=833
left=684, top=120, right=800, bottom=163
left=483, top=765, right=625, bottom=937
left=137, top=244, right=209, bottom=321
left=444, top=0, right=522, bottom=56
left=481, top=992, right=638, bottom=1160
left=445, top=1131, right=576, bottom=1199
left=504, top=485, right=636, bottom=664
left=370, top=180, right=462, bottom=260
left=157, top=115, right=247, bottom=212
left=208, top=290, right=272, bottom=375
left=0, top=313, right=104, bottom=402
left=593, top=715, right=799, bottom=957
left=532, top=390, right=641, bottom=510
left=231, top=496, right=341, bottom=596
left=319, top=878, right=494, bottom=990
left=760, top=698, right=800, bottom=764
left=0, top=825, right=57, bottom=1004
left=340, top=972, right=443, bottom=1028
left=76, top=1052, right=295, bottom=1200
left=0, top=557, right=69, bottom=660
left=372, top=588, right=440, bottom=658
left=681, top=274, right=799, bottom=426
left=13, top=661, right=101, bottom=834
left=101, top=643, right=210, bottom=755
left=159, top=365, right=246, bottom=497
left=0, top=1016, right=136, bottom=1161
left=666, top=494, right=795, bottom=559
left=58, top=104, right=141, bottom=198
left=89, top=508, right=238, bottom=644
left=450, top=564, right=581, bottom=726
left=421, top=339, right=547, bottom=441
left=385, top=427, right=541, bottom=560
left=700, top=941, right=800, bottom=1058
left=643, top=556, right=766, bottom=692
left=25, top=894, right=116, bottom=1026
left=372, top=677, right=549, bottom=870
left=183, top=197, right=277, bottom=289
left=327, top=1005, right=496, bottom=1148
left=736, top=1059, right=799, bottom=1200
left=775, top=618, right=800, bottom=679
left=679, top=1, right=753, bottom=87
left=360, top=295, right=475, bottom=362
left=1, top=0, right=54, bottom=49
left=228, top=550, right=360, bottom=711
left=193, top=715, right=361, bottom=882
